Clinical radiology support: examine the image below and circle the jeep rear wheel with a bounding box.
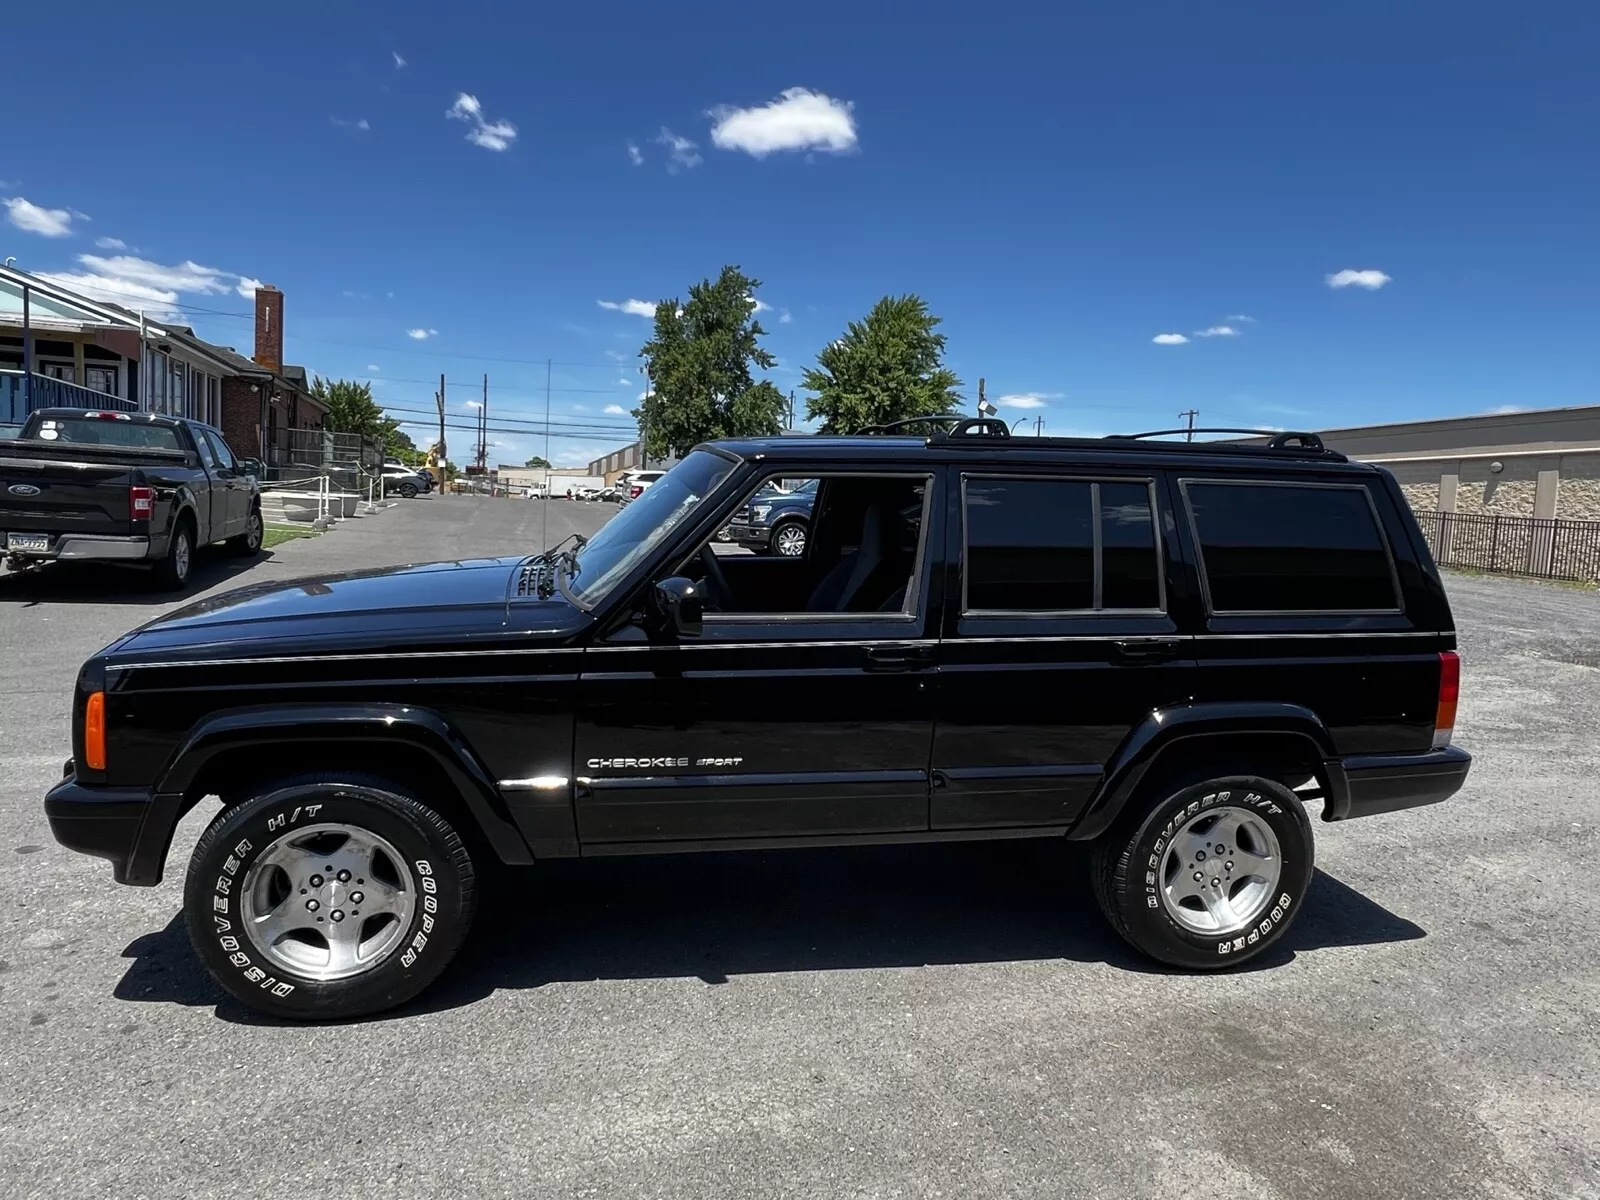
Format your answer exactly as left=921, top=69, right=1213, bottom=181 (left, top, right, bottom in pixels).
left=183, top=776, right=475, bottom=1019
left=1090, top=774, right=1313, bottom=969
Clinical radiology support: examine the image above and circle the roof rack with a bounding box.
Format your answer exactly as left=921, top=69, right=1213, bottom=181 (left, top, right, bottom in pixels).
left=1104, top=428, right=1325, bottom=451
left=855, top=415, right=1011, bottom=438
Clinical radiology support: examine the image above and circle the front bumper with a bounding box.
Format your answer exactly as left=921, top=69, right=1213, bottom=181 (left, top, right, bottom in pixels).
left=1323, top=744, right=1472, bottom=821
left=44, top=770, right=176, bottom=885
left=5, top=533, right=152, bottom=562
left=727, top=521, right=771, bottom=550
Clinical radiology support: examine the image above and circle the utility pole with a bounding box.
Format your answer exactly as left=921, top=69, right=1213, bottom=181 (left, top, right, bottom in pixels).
left=1179, top=408, right=1199, bottom=442
left=1035, top=414, right=1045, bottom=437
left=436, top=373, right=446, bottom=491
left=479, top=373, right=489, bottom=481
left=977, top=377, right=986, bottom=415
left=638, top=364, right=650, bottom=468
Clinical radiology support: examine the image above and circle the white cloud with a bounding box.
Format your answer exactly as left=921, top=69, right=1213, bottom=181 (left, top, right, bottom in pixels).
left=5, top=196, right=76, bottom=237
left=997, top=392, right=1061, bottom=409
left=366, top=364, right=382, bottom=372
left=654, top=127, right=701, bottom=172
left=1226, top=313, right=1257, bottom=323
left=447, top=93, right=517, bottom=152
left=40, top=253, right=255, bottom=313
left=572, top=404, right=590, bottom=412
left=94, top=236, right=126, bottom=250
left=779, top=308, right=793, bottom=324
left=637, top=390, right=650, bottom=402
left=749, top=297, right=773, bottom=313
left=709, top=87, right=858, bottom=157
left=603, top=403, right=629, bottom=415
left=331, top=117, right=371, bottom=132
left=393, top=51, right=407, bottom=68
left=1326, top=268, right=1391, bottom=290
left=1488, top=404, right=1526, bottom=415
left=626, top=140, right=643, bottom=166
left=615, top=377, right=631, bottom=387
left=464, top=400, right=482, bottom=410
left=1152, top=333, right=1189, bottom=345
left=598, top=298, right=657, bottom=317
left=407, top=327, right=438, bottom=340
left=1194, top=325, right=1239, bottom=337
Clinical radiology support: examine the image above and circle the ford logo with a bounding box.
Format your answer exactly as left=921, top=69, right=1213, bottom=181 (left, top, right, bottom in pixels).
left=7, top=484, right=40, bottom=497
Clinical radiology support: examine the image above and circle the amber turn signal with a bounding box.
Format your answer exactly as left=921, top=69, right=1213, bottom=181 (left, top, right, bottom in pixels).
left=84, top=690, right=107, bottom=771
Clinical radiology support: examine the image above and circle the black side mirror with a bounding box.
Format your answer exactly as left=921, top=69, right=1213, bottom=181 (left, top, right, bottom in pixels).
left=241, top=458, right=264, bottom=478
left=652, top=576, right=704, bottom=638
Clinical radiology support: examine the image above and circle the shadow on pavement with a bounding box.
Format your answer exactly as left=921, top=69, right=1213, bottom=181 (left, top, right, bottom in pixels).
left=113, top=839, right=1424, bottom=1024
left=0, top=548, right=272, bottom=606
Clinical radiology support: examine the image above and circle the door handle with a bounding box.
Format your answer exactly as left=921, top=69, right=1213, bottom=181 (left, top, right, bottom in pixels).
left=864, top=643, right=935, bottom=672
left=1112, top=638, right=1181, bottom=662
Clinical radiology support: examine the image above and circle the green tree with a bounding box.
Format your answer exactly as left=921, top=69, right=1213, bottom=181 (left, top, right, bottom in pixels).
left=524, top=455, right=551, bottom=468
left=635, top=265, right=784, bottom=458
left=310, top=376, right=386, bottom=437
left=383, top=422, right=423, bottom=463
left=802, top=295, right=963, bottom=433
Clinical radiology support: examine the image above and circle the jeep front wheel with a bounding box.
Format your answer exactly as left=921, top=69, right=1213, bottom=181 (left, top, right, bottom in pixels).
left=1090, top=774, right=1313, bottom=969
left=183, top=776, right=475, bottom=1019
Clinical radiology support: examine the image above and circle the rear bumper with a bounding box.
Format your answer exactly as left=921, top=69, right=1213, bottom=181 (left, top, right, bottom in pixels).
left=1323, top=745, right=1472, bottom=821
left=44, top=773, right=174, bottom=885
left=5, top=533, right=151, bottom=561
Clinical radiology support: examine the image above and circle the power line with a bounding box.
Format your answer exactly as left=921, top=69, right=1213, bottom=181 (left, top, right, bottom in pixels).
left=378, top=403, right=635, bottom=431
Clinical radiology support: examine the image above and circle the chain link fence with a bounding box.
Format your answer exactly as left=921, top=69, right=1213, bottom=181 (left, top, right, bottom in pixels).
left=1415, top=510, right=1600, bottom=582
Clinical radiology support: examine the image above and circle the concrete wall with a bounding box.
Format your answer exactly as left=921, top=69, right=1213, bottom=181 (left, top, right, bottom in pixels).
left=1384, top=451, right=1600, bottom=520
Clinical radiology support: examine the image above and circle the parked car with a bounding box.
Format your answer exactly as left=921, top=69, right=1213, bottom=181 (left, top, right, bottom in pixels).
left=0, top=408, right=263, bottom=588
left=380, top=464, right=430, bottom=498
left=725, top=477, right=818, bottom=556
left=619, top=468, right=666, bottom=506
left=43, top=420, right=1471, bottom=1018
left=576, top=486, right=601, bottom=502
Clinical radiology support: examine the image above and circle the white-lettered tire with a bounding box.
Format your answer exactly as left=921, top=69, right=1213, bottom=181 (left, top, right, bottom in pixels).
left=183, top=776, right=475, bottom=1020
left=1090, top=774, right=1313, bottom=969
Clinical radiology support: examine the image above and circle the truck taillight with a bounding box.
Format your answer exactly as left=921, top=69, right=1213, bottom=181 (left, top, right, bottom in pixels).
left=1432, top=651, right=1460, bottom=749
left=629, top=484, right=643, bottom=498
left=129, top=485, right=154, bottom=520
left=84, top=691, right=107, bottom=771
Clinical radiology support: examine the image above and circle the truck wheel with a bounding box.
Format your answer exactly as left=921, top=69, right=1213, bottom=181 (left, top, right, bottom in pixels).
left=228, top=506, right=263, bottom=557
left=153, top=519, right=194, bottom=590
left=1090, top=774, right=1313, bottom=970
left=772, top=520, right=808, bottom=557
left=183, top=776, right=475, bottom=1020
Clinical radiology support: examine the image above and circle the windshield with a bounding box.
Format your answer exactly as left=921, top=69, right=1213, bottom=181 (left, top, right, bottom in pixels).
left=564, top=449, right=737, bottom=606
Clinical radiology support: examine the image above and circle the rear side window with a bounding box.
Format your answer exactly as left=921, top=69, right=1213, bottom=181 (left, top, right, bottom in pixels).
left=1182, top=480, right=1399, bottom=613
left=963, top=476, right=1162, bottom=612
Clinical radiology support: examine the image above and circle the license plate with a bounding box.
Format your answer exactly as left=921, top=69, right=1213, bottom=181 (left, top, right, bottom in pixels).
left=5, top=533, right=49, bottom=553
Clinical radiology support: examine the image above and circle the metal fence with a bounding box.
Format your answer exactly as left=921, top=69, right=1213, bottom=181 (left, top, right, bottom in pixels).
left=2, top=369, right=137, bottom=430
left=1415, top=510, right=1600, bottom=582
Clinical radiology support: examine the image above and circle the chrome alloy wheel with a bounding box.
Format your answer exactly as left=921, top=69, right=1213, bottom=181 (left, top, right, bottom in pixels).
left=774, top=524, right=807, bottom=557
left=1159, top=805, right=1283, bottom=936
left=173, top=531, right=191, bottom=579
left=239, top=823, right=417, bottom=981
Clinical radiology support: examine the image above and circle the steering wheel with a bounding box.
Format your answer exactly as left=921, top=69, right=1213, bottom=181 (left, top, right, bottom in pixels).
left=697, top=545, right=731, bottom=610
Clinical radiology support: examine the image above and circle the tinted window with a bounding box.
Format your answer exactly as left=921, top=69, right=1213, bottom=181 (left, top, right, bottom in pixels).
left=192, top=430, right=220, bottom=470
left=1100, top=481, right=1161, bottom=609
left=22, top=415, right=183, bottom=452
left=964, top=479, right=1095, bottom=610
left=201, top=429, right=237, bottom=471
left=1184, top=481, right=1398, bottom=612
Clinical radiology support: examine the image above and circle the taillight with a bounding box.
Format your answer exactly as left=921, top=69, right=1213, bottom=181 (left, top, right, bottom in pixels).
left=129, top=485, right=154, bottom=520
left=1433, top=651, right=1460, bottom=749
left=630, top=484, right=643, bottom=498
left=84, top=691, right=106, bottom=771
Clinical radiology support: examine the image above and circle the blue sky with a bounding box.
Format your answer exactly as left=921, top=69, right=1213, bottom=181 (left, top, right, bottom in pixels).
left=4, top=0, right=1597, bottom=464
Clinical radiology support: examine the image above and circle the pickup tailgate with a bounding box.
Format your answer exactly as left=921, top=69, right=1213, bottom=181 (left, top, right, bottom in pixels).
left=0, top=441, right=165, bottom=537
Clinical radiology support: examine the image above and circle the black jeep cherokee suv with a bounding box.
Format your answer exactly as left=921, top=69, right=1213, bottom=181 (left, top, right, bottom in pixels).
left=44, top=419, right=1470, bottom=1019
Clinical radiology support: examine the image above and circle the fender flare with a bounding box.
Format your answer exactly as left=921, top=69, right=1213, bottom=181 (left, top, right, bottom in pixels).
left=141, top=702, right=533, bottom=872
left=1066, top=702, right=1348, bottom=841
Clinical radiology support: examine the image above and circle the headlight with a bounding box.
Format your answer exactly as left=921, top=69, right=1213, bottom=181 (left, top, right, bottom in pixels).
left=751, top=504, right=772, bottom=523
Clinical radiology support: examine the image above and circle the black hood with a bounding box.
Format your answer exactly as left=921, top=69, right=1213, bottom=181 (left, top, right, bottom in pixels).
left=112, top=556, right=589, bottom=662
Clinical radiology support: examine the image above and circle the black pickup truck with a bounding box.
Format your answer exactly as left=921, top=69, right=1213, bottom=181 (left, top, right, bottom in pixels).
left=43, top=419, right=1470, bottom=1019
left=0, top=408, right=264, bottom=589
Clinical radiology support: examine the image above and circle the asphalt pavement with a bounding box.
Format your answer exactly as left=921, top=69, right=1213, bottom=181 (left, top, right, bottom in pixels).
left=1, top=498, right=1597, bottom=1199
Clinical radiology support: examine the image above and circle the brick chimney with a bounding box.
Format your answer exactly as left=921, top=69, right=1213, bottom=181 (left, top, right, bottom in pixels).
left=253, top=285, right=284, bottom=373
